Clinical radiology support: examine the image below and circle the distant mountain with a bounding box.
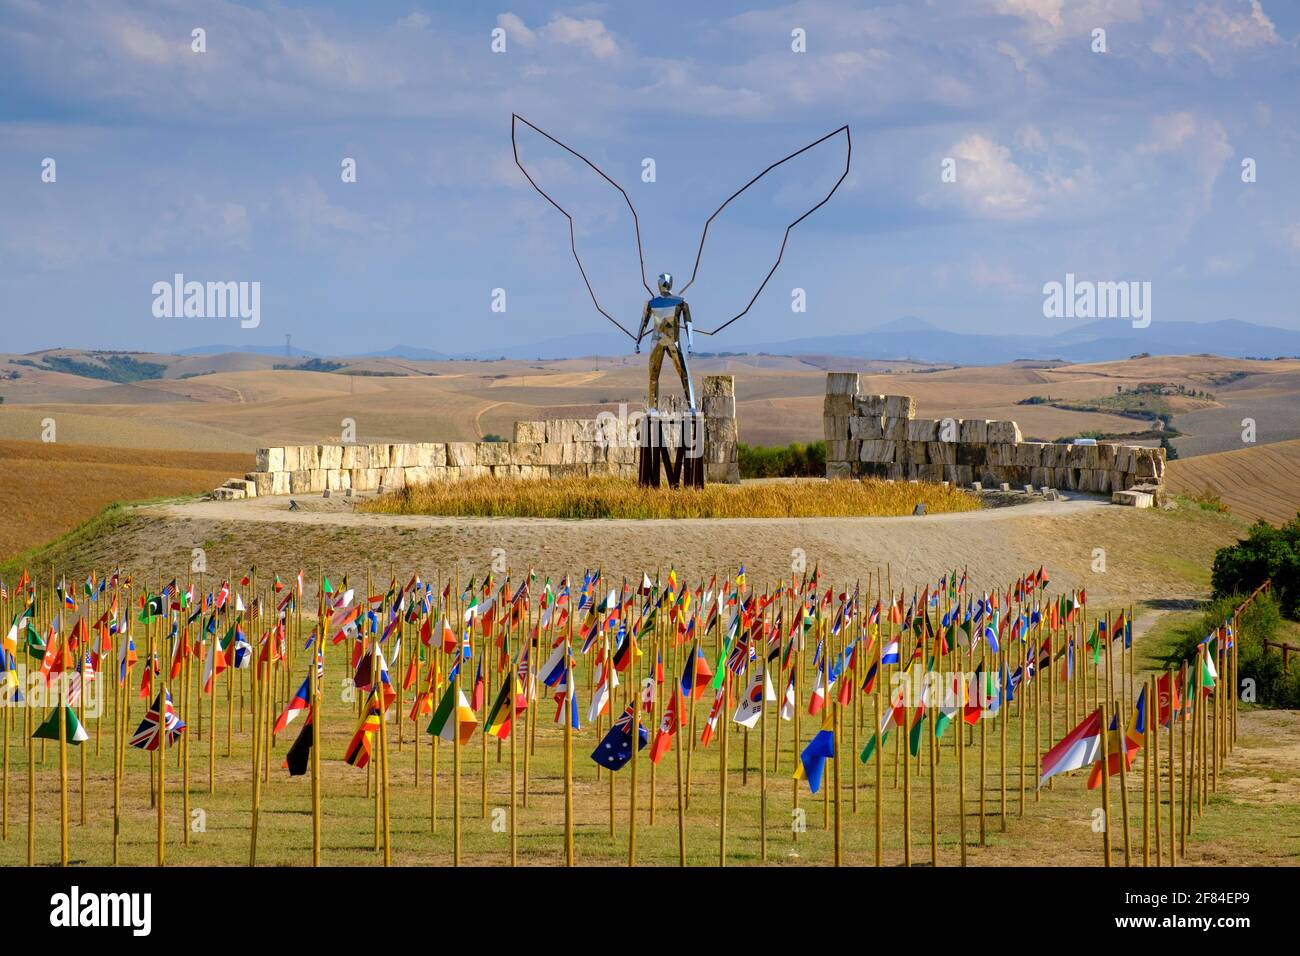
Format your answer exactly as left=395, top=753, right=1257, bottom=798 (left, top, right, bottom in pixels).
left=170, top=317, right=1300, bottom=366
left=359, top=344, right=452, bottom=360
left=177, top=344, right=319, bottom=358
left=746, top=318, right=1300, bottom=365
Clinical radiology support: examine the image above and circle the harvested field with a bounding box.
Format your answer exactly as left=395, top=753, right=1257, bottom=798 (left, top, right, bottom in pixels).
left=0, top=440, right=252, bottom=562
left=1166, top=439, right=1300, bottom=525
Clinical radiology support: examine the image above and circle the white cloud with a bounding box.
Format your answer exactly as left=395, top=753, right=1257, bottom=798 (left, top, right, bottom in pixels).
left=1152, top=0, right=1281, bottom=70
left=496, top=13, right=618, bottom=58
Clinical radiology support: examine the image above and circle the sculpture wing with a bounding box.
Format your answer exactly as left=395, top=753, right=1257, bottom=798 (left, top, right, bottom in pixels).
left=680, top=126, right=850, bottom=337
left=512, top=114, right=651, bottom=343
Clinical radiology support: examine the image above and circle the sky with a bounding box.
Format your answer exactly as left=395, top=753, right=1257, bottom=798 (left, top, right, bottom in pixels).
left=0, top=0, right=1297, bottom=357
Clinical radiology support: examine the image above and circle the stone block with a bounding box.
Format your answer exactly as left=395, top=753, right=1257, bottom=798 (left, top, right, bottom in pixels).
left=380, top=466, right=404, bottom=489
left=906, top=419, right=939, bottom=442
left=416, top=443, right=445, bottom=467
left=326, top=469, right=351, bottom=492
left=389, top=444, right=419, bottom=468
left=478, top=441, right=509, bottom=466
left=514, top=420, right=547, bottom=443
left=317, top=444, right=343, bottom=470
left=959, top=419, right=990, bottom=443
left=849, top=415, right=884, bottom=440
left=362, top=443, right=388, bottom=469
left=703, top=374, right=734, bottom=398
left=882, top=395, right=916, bottom=419
left=540, top=443, right=564, bottom=466
left=247, top=472, right=274, bottom=497
left=349, top=468, right=379, bottom=491
left=290, top=469, right=325, bottom=494
left=255, top=447, right=284, bottom=473
left=510, top=442, right=543, bottom=466
left=1112, top=489, right=1154, bottom=508
left=270, top=471, right=290, bottom=496
left=926, top=441, right=955, bottom=466
left=340, top=445, right=368, bottom=469
left=826, top=372, right=860, bottom=396
left=888, top=422, right=913, bottom=446
left=853, top=394, right=889, bottom=416
left=826, top=440, right=849, bottom=462
left=987, top=421, right=1023, bottom=444
left=826, top=461, right=852, bottom=480
left=703, top=395, right=736, bottom=419
left=824, top=415, right=850, bottom=440
left=447, top=442, right=477, bottom=467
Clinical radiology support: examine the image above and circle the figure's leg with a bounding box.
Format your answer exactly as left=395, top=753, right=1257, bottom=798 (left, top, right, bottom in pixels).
left=669, top=345, right=694, bottom=408
left=647, top=342, right=666, bottom=408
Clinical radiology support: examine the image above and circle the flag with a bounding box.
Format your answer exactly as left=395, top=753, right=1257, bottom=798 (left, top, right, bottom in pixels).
left=794, top=712, right=835, bottom=794
left=1039, top=708, right=1103, bottom=787
left=733, top=664, right=773, bottom=729
left=427, top=686, right=477, bottom=744
left=274, top=675, right=312, bottom=736
left=587, top=645, right=618, bottom=722
left=471, top=660, right=485, bottom=711
left=590, top=703, right=647, bottom=771
left=779, top=669, right=797, bottom=721
left=1087, top=690, right=1145, bottom=790
left=485, top=675, right=515, bottom=740
left=808, top=659, right=828, bottom=716
left=283, top=707, right=314, bottom=776
left=700, top=684, right=727, bottom=746
left=1156, top=671, right=1181, bottom=726
left=344, top=693, right=383, bottom=767
left=129, top=691, right=185, bottom=751
left=649, top=686, right=682, bottom=765
left=32, top=705, right=88, bottom=744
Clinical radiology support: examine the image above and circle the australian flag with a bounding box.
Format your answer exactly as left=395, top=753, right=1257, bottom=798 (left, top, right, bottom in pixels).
left=590, top=704, right=648, bottom=772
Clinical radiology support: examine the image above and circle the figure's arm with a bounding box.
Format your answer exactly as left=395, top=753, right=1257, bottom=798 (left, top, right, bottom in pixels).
left=681, top=301, right=694, bottom=353
left=635, top=301, right=651, bottom=353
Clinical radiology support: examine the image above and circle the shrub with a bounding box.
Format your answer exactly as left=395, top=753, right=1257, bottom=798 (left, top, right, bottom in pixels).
left=737, top=441, right=826, bottom=479
left=1211, top=515, right=1300, bottom=619
left=1169, top=592, right=1295, bottom=708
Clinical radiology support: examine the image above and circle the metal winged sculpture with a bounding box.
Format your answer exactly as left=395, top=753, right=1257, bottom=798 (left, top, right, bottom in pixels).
left=512, top=114, right=850, bottom=409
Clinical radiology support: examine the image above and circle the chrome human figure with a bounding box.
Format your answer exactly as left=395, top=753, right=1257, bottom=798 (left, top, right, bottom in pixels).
left=635, top=272, right=695, bottom=410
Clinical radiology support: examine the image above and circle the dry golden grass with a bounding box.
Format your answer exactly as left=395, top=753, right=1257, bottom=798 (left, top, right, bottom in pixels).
left=0, top=440, right=252, bottom=562
left=361, top=475, right=981, bottom=520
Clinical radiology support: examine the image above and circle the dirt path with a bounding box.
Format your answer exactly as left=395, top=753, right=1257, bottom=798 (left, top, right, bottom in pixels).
left=116, top=492, right=1229, bottom=614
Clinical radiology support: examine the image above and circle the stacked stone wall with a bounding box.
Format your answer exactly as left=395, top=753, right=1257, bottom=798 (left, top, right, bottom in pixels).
left=823, top=372, right=1165, bottom=494
left=213, top=375, right=738, bottom=499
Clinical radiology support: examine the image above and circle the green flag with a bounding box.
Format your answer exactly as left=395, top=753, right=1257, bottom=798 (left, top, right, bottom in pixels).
left=32, top=706, right=88, bottom=745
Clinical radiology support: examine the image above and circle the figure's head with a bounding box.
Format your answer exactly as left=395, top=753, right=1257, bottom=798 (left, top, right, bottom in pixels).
left=657, top=272, right=673, bottom=294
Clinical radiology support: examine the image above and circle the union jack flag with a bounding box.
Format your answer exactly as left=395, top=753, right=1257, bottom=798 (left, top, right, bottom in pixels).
left=129, top=690, right=185, bottom=751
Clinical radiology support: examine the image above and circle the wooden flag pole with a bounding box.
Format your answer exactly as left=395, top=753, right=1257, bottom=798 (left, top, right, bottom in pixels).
left=759, top=652, right=768, bottom=862
left=719, top=670, right=729, bottom=868
left=874, top=636, right=883, bottom=866
left=1143, top=673, right=1152, bottom=867
left=957, top=642, right=967, bottom=867
left=249, top=588, right=263, bottom=867
left=1100, top=697, right=1111, bottom=867
left=563, top=614, right=574, bottom=867
left=1179, top=659, right=1187, bottom=857
left=26, top=660, right=34, bottom=867
left=311, top=567, right=323, bottom=866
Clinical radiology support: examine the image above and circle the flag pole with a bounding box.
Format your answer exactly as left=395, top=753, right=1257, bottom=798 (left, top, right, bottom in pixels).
left=719, top=669, right=728, bottom=868
left=874, top=633, right=883, bottom=866
left=453, top=568, right=462, bottom=866
left=312, top=566, right=323, bottom=866
left=1100, top=697, right=1111, bottom=867
left=249, top=587, right=262, bottom=867
left=1143, top=673, right=1151, bottom=867
left=563, top=601, right=574, bottom=867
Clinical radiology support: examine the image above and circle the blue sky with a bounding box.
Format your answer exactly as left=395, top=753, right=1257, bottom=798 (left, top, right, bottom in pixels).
left=0, top=0, right=1297, bottom=356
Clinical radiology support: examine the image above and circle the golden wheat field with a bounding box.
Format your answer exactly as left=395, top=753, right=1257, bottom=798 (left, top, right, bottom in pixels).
left=361, top=475, right=982, bottom=520
left=0, top=440, right=252, bottom=562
